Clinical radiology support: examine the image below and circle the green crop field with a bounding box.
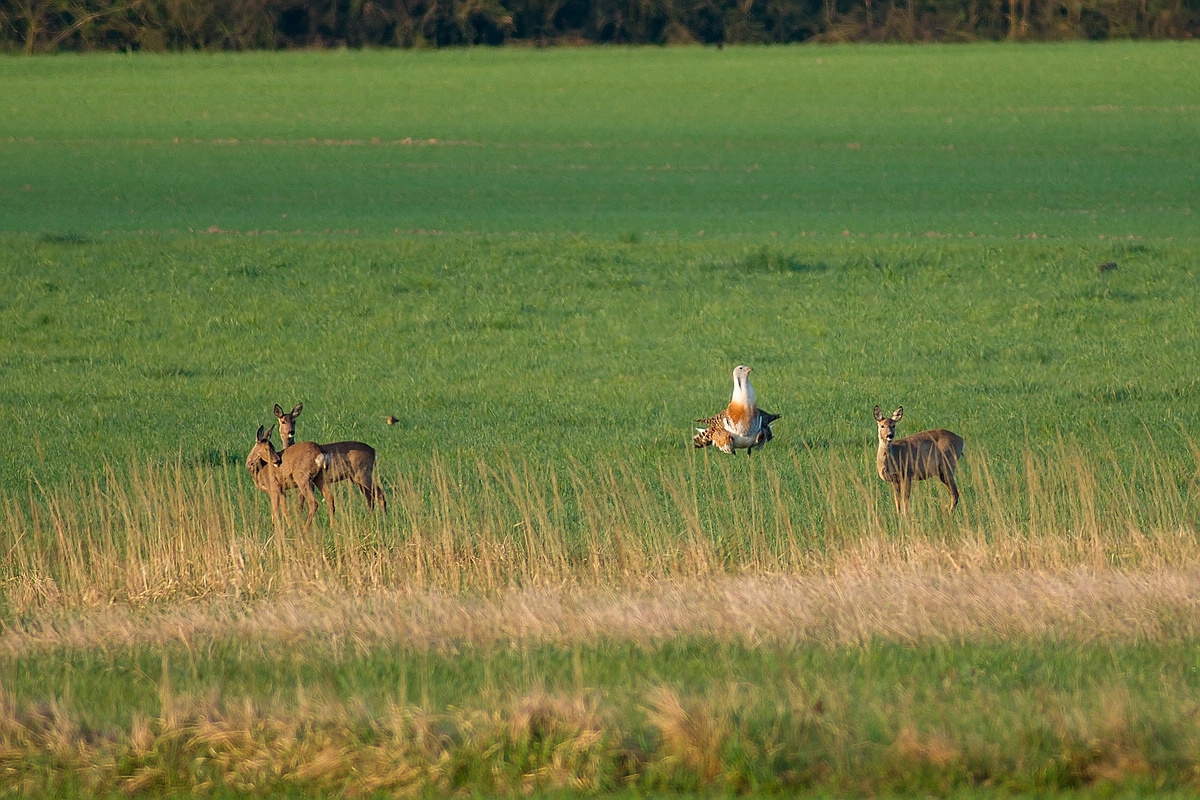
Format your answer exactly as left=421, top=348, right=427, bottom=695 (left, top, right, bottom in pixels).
left=2, top=42, right=1200, bottom=796
left=2, top=44, right=1198, bottom=238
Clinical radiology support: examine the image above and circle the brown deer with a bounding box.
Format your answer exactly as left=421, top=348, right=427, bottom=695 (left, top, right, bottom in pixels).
left=873, top=406, right=965, bottom=515
left=274, top=402, right=303, bottom=447
left=274, top=403, right=388, bottom=512
left=245, top=425, right=334, bottom=527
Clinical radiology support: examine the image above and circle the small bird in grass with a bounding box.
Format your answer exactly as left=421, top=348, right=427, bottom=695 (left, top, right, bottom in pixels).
left=693, top=365, right=780, bottom=456
left=383, top=415, right=398, bottom=425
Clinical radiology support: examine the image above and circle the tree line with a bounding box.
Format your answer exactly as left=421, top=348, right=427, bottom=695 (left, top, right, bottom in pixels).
left=2, top=0, right=1197, bottom=52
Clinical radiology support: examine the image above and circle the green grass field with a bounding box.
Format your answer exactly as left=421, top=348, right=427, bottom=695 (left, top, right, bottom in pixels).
left=3, top=43, right=1198, bottom=238
left=5, top=635, right=1200, bottom=796
left=2, top=42, right=1200, bottom=796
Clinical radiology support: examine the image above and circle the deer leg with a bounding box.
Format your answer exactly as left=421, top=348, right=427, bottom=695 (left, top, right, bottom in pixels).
left=355, top=463, right=378, bottom=511
left=317, top=477, right=335, bottom=526
left=374, top=485, right=388, bottom=513
left=899, top=479, right=912, bottom=516
left=355, top=480, right=375, bottom=510
left=891, top=481, right=903, bottom=514
left=280, top=488, right=298, bottom=524
left=279, top=486, right=297, bottom=525
left=297, top=481, right=319, bottom=528
left=940, top=472, right=960, bottom=512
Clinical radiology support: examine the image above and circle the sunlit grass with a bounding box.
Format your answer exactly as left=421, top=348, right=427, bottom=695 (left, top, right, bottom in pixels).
left=3, top=435, right=1197, bottom=617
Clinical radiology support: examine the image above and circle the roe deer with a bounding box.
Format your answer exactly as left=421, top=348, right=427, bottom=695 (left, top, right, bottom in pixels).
left=274, top=402, right=303, bottom=447
left=873, top=405, right=965, bottom=515
left=246, top=425, right=334, bottom=527
left=274, top=402, right=388, bottom=512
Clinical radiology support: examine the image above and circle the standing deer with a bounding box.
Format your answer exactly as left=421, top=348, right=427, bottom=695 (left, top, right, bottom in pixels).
left=873, top=405, right=965, bottom=515
left=274, top=403, right=388, bottom=512
left=245, top=425, right=333, bottom=527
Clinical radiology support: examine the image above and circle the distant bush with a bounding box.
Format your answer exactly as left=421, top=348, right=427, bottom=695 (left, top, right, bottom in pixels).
left=2, top=0, right=1197, bottom=52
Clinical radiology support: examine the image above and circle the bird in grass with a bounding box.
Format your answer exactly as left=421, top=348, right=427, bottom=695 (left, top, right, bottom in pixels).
left=383, top=415, right=399, bottom=426
left=693, top=365, right=780, bottom=456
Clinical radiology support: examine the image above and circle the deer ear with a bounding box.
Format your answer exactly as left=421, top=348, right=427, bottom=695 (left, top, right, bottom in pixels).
left=274, top=404, right=285, bottom=418
left=873, top=405, right=884, bottom=421
left=257, top=425, right=266, bottom=441
left=291, top=403, right=303, bottom=417
left=892, top=407, right=903, bottom=421
left=267, top=424, right=276, bottom=439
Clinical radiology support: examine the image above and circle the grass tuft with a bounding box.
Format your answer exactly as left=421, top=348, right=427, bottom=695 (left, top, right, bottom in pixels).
left=2, top=437, right=1199, bottom=619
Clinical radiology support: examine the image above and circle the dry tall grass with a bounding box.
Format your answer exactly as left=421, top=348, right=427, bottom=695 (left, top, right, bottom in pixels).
left=1, top=438, right=1198, bottom=639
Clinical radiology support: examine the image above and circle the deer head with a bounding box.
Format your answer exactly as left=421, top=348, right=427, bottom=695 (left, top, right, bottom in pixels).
left=873, top=405, right=903, bottom=445
left=246, top=425, right=283, bottom=473
left=274, top=403, right=303, bottom=447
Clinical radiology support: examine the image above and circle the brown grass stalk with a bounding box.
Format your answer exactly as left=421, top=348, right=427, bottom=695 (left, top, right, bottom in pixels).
left=0, top=440, right=1197, bottom=622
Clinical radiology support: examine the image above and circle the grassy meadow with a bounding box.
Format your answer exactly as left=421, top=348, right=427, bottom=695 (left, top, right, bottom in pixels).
left=2, top=42, right=1200, bottom=796
left=3, top=43, right=1198, bottom=238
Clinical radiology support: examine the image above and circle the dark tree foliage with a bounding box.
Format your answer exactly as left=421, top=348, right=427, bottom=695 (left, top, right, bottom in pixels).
left=0, top=0, right=1197, bottom=51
